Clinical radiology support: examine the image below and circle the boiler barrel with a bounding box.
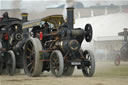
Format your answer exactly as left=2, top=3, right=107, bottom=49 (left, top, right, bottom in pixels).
left=71, top=29, right=84, bottom=36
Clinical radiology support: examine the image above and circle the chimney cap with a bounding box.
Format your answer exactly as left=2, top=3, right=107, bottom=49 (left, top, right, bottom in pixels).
left=21, top=13, right=28, bottom=16
left=66, top=7, right=74, bottom=10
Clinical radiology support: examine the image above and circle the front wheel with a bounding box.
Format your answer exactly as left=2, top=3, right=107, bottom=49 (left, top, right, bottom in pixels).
left=0, top=61, right=3, bottom=75
left=63, top=64, right=75, bottom=76
left=82, top=50, right=95, bottom=77
left=6, top=50, right=16, bottom=76
left=50, top=50, right=64, bottom=77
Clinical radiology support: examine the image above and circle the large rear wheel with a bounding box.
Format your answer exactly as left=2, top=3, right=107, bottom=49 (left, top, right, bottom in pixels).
left=82, top=50, right=95, bottom=77
left=23, top=38, right=43, bottom=77
left=50, top=50, right=64, bottom=77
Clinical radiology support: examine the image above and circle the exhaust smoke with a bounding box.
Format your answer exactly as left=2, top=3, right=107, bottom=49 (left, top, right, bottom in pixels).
left=63, top=0, right=76, bottom=20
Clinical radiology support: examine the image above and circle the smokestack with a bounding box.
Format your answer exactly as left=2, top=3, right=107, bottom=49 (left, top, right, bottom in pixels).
left=124, top=28, right=128, bottom=42
left=67, top=7, right=74, bottom=29
left=21, top=13, right=28, bottom=22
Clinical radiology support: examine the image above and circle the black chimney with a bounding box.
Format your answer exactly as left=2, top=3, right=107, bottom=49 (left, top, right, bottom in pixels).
left=124, top=28, right=128, bottom=42
left=21, top=13, right=28, bottom=22
left=67, top=7, right=74, bottom=29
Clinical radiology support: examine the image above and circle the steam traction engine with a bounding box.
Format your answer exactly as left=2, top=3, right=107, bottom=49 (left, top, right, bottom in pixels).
left=0, top=12, right=27, bottom=75
left=23, top=7, right=95, bottom=77
left=114, top=28, right=128, bottom=65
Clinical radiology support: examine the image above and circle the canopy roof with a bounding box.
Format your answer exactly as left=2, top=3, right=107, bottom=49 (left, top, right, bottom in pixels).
left=23, top=15, right=65, bottom=29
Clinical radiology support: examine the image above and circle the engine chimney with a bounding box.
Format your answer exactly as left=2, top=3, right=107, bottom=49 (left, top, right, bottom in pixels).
left=124, top=28, right=128, bottom=42
left=67, top=7, right=74, bottom=29
left=21, top=13, right=28, bottom=22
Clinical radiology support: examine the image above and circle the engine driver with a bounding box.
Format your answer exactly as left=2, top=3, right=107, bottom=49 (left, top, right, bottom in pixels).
left=43, top=21, right=50, bottom=34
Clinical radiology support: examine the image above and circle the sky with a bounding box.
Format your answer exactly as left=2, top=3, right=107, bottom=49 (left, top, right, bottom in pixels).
left=0, top=0, right=128, bottom=9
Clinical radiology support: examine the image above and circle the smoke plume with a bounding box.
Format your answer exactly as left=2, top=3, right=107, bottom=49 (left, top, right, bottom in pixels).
left=66, top=0, right=75, bottom=7
left=11, top=0, right=21, bottom=9
left=63, top=0, right=76, bottom=20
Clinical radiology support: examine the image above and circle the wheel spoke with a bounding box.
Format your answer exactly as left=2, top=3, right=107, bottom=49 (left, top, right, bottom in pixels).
left=89, top=66, right=92, bottom=70
left=27, top=47, right=32, bottom=53
left=53, top=58, right=57, bottom=62
left=87, top=68, right=89, bottom=74
left=29, top=42, right=33, bottom=48
left=53, top=66, right=57, bottom=69
left=27, top=61, right=33, bottom=68
left=26, top=56, right=30, bottom=59
left=30, top=66, right=34, bottom=73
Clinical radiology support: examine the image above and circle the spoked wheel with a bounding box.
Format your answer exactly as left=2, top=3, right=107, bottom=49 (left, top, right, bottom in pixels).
left=23, top=38, right=43, bottom=77
left=50, top=50, right=64, bottom=77
left=0, top=55, right=4, bottom=75
left=0, top=61, right=3, bottom=75
left=82, top=50, right=95, bottom=77
left=114, top=53, right=120, bottom=66
left=63, top=64, right=75, bottom=76
left=6, top=50, right=16, bottom=76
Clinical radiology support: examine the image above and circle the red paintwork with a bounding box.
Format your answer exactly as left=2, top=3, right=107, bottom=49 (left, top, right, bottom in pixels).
left=40, top=32, right=43, bottom=40
left=4, top=33, right=9, bottom=40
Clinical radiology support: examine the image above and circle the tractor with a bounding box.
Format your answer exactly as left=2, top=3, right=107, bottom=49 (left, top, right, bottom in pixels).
left=0, top=12, right=27, bottom=75
left=114, top=28, right=128, bottom=66
left=22, top=7, right=95, bottom=77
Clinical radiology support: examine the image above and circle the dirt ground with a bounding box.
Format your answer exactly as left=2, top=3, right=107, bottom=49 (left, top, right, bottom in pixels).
left=0, top=62, right=128, bottom=85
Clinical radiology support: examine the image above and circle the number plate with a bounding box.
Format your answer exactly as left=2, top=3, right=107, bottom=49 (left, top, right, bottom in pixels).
left=71, top=62, right=81, bottom=65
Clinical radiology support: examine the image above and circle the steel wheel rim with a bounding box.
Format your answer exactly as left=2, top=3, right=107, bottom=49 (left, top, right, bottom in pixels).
left=0, top=62, right=3, bottom=74
left=24, top=41, right=35, bottom=74
left=83, top=53, right=92, bottom=76
left=6, top=53, right=13, bottom=74
left=51, top=53, right=60, bottom=76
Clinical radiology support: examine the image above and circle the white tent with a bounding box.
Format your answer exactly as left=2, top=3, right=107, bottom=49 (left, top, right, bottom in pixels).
left=74, top=13, right=128, bottom=50
left=74, top=13, right=128, bottom=39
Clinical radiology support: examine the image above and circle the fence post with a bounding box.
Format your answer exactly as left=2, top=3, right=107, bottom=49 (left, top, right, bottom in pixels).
left=91, top=9, right=94, bottom=17
left=119, top=6, right=122, bottom=12
left=105, top=7, right=108, bottom=15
